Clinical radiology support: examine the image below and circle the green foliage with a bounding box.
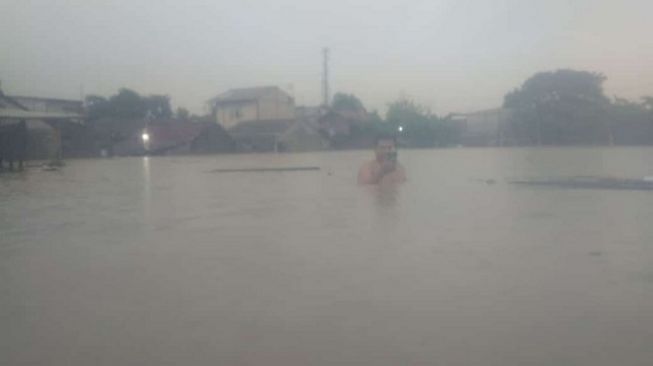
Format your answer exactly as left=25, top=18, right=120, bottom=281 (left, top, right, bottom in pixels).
left=332, top=93, right=365, bottom=111
left=108, top=88, right=146, bottom=119
left=504, top=69, right=611, bottom=145
left=368, top=110, right=383, bottom=124
left=86, top=89, right=173, bottom=121
left=176, top=107, right=190, bottom=120
left=385, top=97, right=460, bottom=147
left=85, top=95, right=111, bottom=121
left=144, top=95, right=173, bottom=119
left=386, top=97, right=431, bottom=123
left=436, top=115, right=464, bottom=147
left=608, top=97, right=653, bottom=144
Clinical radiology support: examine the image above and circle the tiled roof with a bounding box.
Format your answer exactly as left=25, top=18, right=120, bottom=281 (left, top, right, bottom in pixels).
left=210, top=86, right=287, bottom=104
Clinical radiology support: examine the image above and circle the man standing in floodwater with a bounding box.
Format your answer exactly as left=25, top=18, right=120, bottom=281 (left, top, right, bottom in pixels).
left=358, top=133, right=406, bottom=185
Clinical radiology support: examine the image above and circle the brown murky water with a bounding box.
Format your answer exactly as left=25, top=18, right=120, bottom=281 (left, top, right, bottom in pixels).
left=2, top=148, right=653, bottom=366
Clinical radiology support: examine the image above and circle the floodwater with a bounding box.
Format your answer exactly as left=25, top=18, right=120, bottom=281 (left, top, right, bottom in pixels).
left=2, top=148, right=653, bottom=366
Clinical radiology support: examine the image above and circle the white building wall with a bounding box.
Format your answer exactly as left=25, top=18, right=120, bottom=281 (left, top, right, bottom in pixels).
left=215, top=101, right=259, bottom=129
left=214, top=90, right=295, bottom=129
left=257, top=93, right=294, bottom=121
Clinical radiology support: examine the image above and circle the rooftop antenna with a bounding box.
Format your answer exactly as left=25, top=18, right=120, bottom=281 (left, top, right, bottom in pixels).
left=321, top=47, right=330, bottom=107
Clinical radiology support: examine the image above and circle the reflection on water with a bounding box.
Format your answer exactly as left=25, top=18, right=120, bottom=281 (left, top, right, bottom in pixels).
left=1, top=148, right=653, bottom=366
left=142, top=156, right=151, bottom=219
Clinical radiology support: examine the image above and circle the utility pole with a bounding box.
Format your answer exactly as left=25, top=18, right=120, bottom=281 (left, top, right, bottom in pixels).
left=322, top=47, right=330, bottom=107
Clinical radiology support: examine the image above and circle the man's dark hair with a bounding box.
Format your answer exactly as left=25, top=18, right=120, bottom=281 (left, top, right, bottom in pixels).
left=375, top=132, right=397, bottom=146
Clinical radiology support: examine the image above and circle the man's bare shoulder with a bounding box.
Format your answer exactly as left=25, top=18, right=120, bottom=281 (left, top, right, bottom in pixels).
left=359, top=160, right=378, bottom=171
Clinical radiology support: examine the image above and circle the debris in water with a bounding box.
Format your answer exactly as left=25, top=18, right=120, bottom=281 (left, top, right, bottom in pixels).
left=209, top=167, right=320, bottom=173
left=510, top=176, right=653, bottom=191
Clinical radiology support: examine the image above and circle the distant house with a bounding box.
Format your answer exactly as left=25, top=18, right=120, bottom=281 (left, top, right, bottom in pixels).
left=288, top=106, right=328, bottom=151
left=100, top=118, right=235, bottom=156
left=280, top=119, right=327, bottom=152
left=208, top=86, right=295, bottom=129
left=1, top=92, right=84, bottom=160
left=228, top=119, right=295, bottom=152
left=318, top=106, right=371, bottom=148
left=9, top=95, right=84, bottom=115
left=9, top=96, right=87, bottom=157
left=456, top=108, right=513, bottom=146
left=295, top=106, right=325, bottom=128
left=0, top=93, right=28, bottom=112
left=227, top=112, right=327, bottom=153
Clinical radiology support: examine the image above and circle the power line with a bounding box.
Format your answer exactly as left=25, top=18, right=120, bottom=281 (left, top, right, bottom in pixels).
left=322, top=48, right=330, bottom=107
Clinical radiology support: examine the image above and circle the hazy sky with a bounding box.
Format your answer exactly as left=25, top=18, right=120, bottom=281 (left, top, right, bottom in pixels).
left=2, top=0, right=652, bottom=114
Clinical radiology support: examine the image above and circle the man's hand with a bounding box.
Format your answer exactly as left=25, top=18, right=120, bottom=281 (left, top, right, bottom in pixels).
left=379, top=159, right=397, bottom=175
left=358, top=159, right=405, bottom=185
left=369, top=159, right=396, bottom=183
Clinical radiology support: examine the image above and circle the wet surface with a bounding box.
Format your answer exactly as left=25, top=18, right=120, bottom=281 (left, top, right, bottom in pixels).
left=1, top=148, right=653, bottom=366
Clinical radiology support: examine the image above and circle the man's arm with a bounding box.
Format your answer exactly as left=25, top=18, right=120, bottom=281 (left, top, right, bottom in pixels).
left=358, top=161, right=394, bottom=185
left=358, top=163, right=375, bottom=184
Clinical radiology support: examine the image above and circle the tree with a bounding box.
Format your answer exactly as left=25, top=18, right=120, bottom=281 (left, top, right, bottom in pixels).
left=385, top=97, right=459, bottom=147
left=85, top=95, right=111, bottom=121
left=504, top=69, right=611, bottom=145
left=386, top=97, right=436, bottom=147
left=386, top=97, right=431, bottom=124
left=109, top=88, right=146, bottom=119
left=176, top=107, right=190, bottom=120
left=85, top=89, right=174, bottom=121
left=608, top=97, right=653, bottom=145
left=144, top=95, right=173, bottom=119
left=332, top=93, right=365, bottom=112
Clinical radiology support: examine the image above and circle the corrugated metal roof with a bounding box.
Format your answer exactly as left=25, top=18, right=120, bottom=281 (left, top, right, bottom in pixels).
left=1, top=92, right=83, bottom=122
left=0, top=93, right=28, bottom=110
left=0, top=108, right=83, bottom=122
left=9, top=95, right=83, bottom=104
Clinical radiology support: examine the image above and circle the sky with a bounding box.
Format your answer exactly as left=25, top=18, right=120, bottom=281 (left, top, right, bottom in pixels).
left=1, top=0, right=652, bottom=115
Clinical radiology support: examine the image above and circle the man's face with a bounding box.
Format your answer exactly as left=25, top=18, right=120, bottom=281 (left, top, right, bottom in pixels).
left=375, top=139, right=397, bottom=162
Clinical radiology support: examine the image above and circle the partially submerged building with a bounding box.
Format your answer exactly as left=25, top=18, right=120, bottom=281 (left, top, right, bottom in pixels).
left=0, top=91, right=84, bottom=164
left=227, top=117, right=326, bottom=153
left=208, top=86, right=326, bottom=152
left=9, top=95, right=84, bottom=115
left=97, top=118, right=235, bottom=156
left=455, top=108, right=513, bottom=146
left=318, top=105, right=371, bottom=149
left=208, top=86, right=295, bottom=129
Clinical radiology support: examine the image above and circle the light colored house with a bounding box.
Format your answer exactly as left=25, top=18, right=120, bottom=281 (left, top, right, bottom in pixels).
left=317, top=105, right=371, bottom=148
left=9, top=95, right=84, bottom=115
left=225, top=108, right=327, bottom=153
left=455, top=108, right=513, bottom=146
left=209, top=86, right=295, bottom=129
left=1, top=91, right=84, bottom=161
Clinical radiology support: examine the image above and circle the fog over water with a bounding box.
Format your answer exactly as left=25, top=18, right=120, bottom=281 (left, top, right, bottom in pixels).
left=2, top=0, right=652, bottom=112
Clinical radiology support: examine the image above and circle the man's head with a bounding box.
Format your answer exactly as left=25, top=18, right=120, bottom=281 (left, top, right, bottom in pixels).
left=374, top=133, right=398, bottom=162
